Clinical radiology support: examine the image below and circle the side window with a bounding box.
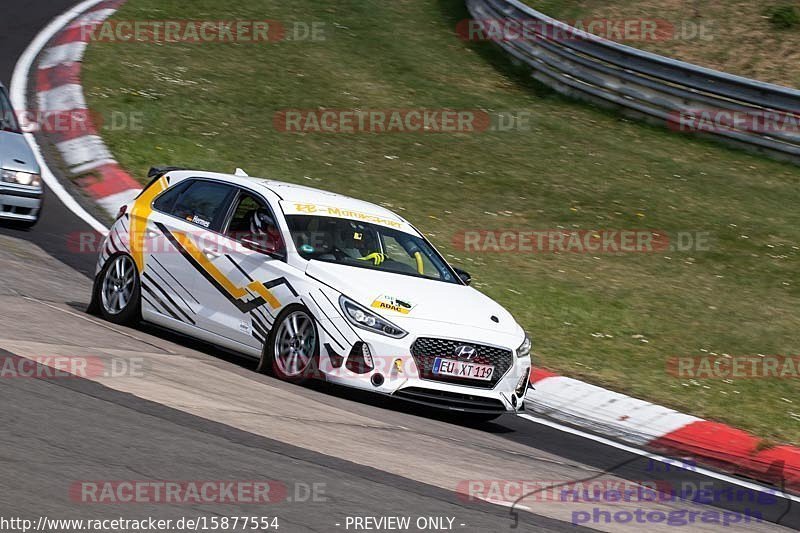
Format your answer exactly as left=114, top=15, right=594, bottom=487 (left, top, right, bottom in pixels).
left=152, top=181, right=189, bottom=214
left=172, top=181, right=234, bottom=229
left=225, top=191, right=285, bottom=258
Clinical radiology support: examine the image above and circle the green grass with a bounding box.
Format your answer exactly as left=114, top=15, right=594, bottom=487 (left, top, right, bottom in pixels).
left=83, top=0, right=800, bottom=445
left=766, top=4, right=800, bottom=30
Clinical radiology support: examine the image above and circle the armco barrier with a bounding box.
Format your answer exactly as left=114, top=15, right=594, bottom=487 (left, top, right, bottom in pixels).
left=466, top=0, right=800, bottom=164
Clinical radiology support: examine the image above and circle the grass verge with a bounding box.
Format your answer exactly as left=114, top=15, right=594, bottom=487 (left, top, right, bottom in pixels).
left=83, top=0, right=800, bottom=444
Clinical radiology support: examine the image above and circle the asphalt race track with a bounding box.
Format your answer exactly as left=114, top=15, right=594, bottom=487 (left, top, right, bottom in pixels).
left=0, top=2, right=798, bottom=532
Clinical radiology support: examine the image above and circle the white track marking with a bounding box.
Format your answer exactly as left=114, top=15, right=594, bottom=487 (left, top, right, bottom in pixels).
left=10, top=0, right=110, bottom=234
left=518, top=413, right=800, bottom=504
left=68, top=8, right=117, bottom=29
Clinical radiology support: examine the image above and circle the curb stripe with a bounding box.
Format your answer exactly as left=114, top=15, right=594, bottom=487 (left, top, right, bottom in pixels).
left=39, top=42, right=88, bottom=69
left=528, top=368, right=800, bottom=493
left=36, top=63, right=81, bottom=93
left=10, top=0, right=111, bottom=234
left=32, top=0, right=141, bottom=218
left=77, top=164, right=141, bottom=198
left=37, top=84, right=87, bottom=112
left=55, top=135, right=114, bottom=171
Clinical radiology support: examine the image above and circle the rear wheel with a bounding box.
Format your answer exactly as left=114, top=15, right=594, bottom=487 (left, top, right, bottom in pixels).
left=258, top=305, right=318, bottom=383
left=98, top=254, right=141, bottom=325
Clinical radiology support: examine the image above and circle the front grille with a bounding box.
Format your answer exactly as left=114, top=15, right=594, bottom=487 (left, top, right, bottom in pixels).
left=395, top=387, right=506, bottom=413
left=410, top=337, right=513, bottom=389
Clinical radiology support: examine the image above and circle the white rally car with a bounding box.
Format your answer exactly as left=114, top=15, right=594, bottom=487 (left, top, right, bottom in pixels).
left=89, top=167, right=532, bottom=419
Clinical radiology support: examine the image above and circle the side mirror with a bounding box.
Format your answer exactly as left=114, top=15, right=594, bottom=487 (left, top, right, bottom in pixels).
left=454, top=267, right=472, bottom=286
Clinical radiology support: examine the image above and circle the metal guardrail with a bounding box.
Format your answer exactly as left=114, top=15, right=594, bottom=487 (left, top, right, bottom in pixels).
left=466, top=0, right=800, bottom=164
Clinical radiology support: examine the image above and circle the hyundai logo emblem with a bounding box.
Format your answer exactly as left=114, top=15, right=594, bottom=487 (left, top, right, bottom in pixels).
left=454, top=345, right=477, bottom=359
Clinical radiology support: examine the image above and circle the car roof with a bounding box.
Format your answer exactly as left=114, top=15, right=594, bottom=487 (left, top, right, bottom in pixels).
left=164, top=169, right=412, bottom=228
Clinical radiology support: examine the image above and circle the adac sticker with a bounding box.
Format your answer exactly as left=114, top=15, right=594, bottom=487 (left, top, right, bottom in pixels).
left=371, top=295, right=415, bottom=314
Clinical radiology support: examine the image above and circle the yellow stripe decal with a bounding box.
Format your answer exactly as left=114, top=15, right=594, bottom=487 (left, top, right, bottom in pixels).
left=173, top=231, right=281, bottom=309
left=247, top=281, right=282, bottom=309
left=130, top=176, right=169, bottom=272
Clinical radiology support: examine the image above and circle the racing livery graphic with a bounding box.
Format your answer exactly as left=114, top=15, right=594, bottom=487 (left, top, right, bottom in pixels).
left=90, top=168, right=531, bottom=418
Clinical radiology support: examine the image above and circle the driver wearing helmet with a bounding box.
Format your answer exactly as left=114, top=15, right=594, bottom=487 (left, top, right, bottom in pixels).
left=338, top=222, right=384, bottom=265
left=246, top=208, right=284, bottom=255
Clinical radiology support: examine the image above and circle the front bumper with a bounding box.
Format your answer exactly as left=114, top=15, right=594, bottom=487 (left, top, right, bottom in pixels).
left=317, top=321, right=531, bottom=414
left=0, top=185, right=42, bottom=222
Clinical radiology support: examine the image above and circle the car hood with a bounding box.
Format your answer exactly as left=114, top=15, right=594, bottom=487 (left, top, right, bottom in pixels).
left=306, top=260, right=524, bottom=344
left=0, top=131, right=39, bottom=174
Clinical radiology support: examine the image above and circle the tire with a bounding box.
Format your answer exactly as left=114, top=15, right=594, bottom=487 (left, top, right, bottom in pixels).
left=97, top=253, right=141, bottom=325
left=258, top=304, right=319, bottom=383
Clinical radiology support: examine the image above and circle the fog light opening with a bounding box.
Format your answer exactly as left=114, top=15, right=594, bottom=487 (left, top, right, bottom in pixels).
left=515, top=373, right=529, bottom=397
left=345, top=342, right=375, bottom=374
left=371, top=373, right=385, bottom=387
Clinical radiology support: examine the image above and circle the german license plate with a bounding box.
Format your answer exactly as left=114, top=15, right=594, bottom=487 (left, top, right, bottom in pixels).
left=433, top=358, right=494, bottom=381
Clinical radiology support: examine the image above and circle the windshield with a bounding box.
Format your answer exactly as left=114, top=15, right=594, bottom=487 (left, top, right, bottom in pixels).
left=286, top=215, right=459, bottom=284
left=0, top=88, right=20, bottom=133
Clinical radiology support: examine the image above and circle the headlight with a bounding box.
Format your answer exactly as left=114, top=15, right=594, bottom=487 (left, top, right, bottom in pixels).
left=339, top=295, right=408, bottom=339
left=1, top=169, right=41, bottom=187
left=516, top=333, right=532, bottom=358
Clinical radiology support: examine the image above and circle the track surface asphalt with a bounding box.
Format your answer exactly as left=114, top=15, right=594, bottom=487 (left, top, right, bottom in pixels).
left=0, top=2, right=797, bottom=531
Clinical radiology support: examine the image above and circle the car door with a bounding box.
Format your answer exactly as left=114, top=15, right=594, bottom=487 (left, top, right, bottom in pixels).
left=140, top=178, right=237, bottom=335
left=193, top=187, right=299, bottom=351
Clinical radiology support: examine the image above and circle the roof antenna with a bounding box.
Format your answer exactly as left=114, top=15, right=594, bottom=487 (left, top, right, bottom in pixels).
left=234, top=168, right=249, bottom=177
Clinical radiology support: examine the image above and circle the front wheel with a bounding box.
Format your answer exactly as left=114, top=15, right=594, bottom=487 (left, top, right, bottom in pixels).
left=98, top=254, right=141, bottom=325
left=258, top=305, right=319, bottom=383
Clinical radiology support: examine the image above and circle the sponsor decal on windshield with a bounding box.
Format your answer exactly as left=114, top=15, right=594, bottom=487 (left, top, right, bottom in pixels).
left=371, top=295, right=415, bottom=314
left=283, top=202, right=405, bottom=230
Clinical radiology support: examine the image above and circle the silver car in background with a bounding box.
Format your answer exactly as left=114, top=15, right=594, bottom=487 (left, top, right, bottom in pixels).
left=0, top=83, right=42, bottom=227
